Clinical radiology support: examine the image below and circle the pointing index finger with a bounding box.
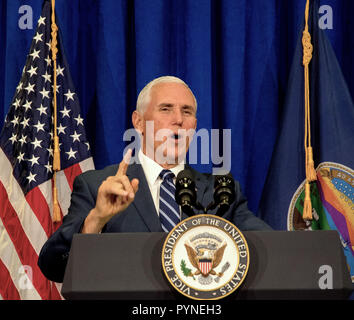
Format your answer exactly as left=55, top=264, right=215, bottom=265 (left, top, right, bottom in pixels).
left=117, top=149, right=132, bottom=176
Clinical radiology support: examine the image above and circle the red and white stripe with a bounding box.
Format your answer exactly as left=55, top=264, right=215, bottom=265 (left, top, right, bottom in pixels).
left=199, top=261, right=212, bottom=275
left=0, top=148, right=94, bottom=300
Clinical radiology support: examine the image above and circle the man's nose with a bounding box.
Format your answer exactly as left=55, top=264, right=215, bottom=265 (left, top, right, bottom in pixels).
left=173, top=109, right=183, bottom=125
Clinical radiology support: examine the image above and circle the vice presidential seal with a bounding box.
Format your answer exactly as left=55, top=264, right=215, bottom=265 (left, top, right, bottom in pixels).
left=162, top=215, right=249, bottom=300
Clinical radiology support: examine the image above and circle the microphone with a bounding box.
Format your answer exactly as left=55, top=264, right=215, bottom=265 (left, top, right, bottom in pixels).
left=175, top=169, right=198, bottom=216
left=213, top=173, right=236, bottom=216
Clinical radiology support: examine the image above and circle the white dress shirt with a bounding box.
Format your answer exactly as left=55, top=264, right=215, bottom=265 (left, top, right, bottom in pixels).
left=138, top=149, right=184, bottom=216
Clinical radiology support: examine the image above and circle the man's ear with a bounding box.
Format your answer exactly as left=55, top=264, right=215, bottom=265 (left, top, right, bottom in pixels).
left=132, top=110, right=143, bottom=134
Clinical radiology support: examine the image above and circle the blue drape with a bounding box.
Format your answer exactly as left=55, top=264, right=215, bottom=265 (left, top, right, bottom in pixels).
left=1, top=0, right=354, bottom=218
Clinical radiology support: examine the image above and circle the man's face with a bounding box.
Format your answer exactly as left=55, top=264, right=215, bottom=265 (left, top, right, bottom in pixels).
left=133, top=82, right=197, bottom=167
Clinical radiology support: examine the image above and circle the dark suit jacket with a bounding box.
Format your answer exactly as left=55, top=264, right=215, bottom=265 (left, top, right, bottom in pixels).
left=38, top=163, right=271, bottom=282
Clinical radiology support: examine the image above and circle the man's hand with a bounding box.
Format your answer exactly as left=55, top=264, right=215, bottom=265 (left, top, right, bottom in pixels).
left=82, top=149, right=139, bottom=233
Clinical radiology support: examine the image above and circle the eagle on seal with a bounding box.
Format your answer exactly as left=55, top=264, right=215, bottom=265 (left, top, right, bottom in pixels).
left=184, top=243, right=227, bottom=277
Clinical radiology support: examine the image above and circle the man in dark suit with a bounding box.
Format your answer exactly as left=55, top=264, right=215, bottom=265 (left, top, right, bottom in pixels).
left=38, top=76, right=271, bottom=283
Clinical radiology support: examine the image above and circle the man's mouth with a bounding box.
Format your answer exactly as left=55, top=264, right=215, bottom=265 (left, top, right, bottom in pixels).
left=171, top=133, right=181, bottom=140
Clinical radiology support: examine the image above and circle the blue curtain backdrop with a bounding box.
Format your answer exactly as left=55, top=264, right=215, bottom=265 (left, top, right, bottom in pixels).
left=1, top=0, right=354, bottom=220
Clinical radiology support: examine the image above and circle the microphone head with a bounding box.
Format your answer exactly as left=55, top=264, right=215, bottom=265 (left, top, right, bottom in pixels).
left=213, top=173, right=236, bottom=214
left=175, top=169, right=197, bottom=212
left=176, top=168, right=195, bottom=182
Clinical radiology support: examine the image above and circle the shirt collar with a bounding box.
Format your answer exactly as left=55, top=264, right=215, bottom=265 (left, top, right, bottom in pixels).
left=138, top=149, right=185, bottom=184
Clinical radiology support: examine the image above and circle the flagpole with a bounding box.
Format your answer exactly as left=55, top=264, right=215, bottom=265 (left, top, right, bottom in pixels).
left=51, top=0, right=61, bottom=223
left=302, top=0, right=317, bottom=221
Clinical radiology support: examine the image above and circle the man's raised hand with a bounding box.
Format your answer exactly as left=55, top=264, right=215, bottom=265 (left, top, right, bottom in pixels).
left=82, top=149, right=139, bottom=233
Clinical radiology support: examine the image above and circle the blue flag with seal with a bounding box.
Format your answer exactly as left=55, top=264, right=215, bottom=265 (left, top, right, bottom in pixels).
left=259, top=0, right=354, bottom=283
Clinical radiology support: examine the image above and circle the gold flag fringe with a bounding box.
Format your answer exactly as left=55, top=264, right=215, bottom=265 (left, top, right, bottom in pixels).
left=302, top=0, right=316, bottom=221
left=51, top=0, right=61, bottom=223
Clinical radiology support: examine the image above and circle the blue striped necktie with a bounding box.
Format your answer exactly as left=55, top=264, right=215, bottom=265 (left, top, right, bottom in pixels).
left=159, top=169, right=180, bottom=232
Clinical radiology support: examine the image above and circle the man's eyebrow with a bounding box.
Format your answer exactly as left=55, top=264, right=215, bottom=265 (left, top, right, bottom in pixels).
left=157, top=103, right=195, bottom=112
left=157, top=103, right=173, bottom=108
left=181, top=104, right=194, bottom=110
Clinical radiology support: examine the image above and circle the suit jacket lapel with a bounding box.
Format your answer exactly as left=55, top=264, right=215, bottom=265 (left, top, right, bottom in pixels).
left=126, top=163, right=163, bottom=232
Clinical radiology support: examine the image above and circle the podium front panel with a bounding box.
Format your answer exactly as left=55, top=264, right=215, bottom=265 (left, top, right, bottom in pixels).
left=61, top=230, right=352, bottom=300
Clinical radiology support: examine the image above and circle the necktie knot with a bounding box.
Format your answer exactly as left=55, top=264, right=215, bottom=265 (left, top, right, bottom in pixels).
left=159, top=169, right=174, bottom=181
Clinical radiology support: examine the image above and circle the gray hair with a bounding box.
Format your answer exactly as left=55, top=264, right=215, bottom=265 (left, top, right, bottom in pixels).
left=136, top=76, right=197, bottom=114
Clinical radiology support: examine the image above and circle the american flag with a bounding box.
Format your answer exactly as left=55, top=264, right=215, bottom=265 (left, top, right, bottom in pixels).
left=0, top=0, right=94, bottom=299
